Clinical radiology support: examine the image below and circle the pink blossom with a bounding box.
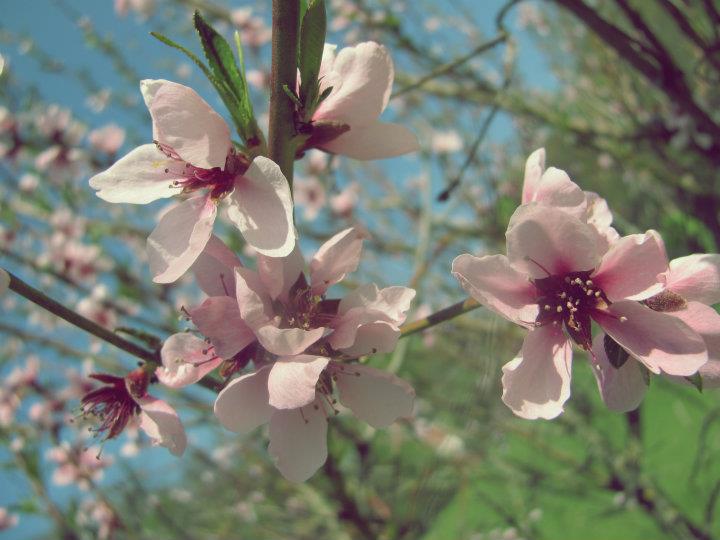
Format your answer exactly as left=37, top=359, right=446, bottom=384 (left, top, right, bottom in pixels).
left=81, top=371, right=186, bottom=456
left=330, top=182, right=359, bottom=218
left=77, top=285, right=117, bottom=329
left=89, top=80, right=295, bottom=283
left=171, top=230, right=416, bottom=481
left=77, top=499, right=119, bottom=540
left=430, top=130, right=463, bottom=154
left=294, top=176, right=327, bottom=221
left=88, top=123, right=125, bottom=155
left=231, top=8, right=271, bottom=48
left=0, top=507, right=18, bottom=531
left=308, top=42, right=419, bottom=160
left=592, top=253, right=720, bottom=410
left=216, top=358, right=415, bottom=482
left=47, top=444, right=111, bottom=490
left=452, top=205, right=708, bottom=419
left=114, top=0, right=155, bottom=18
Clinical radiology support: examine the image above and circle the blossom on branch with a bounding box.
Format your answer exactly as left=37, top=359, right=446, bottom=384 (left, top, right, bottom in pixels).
left=81, top=369, right=186, bottom=456
left=89, top=79, right=295, bottom=283
left=162, top=228, right=416, bottom=481
left=452, top=204, right=708, bottom=419
left=304, top=42, right=419, bottom=160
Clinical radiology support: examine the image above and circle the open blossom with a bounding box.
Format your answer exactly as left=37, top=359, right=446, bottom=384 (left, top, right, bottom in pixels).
left=294, top=176, right=326, bottom=221
left=592, top=253, right=720, bottom=411
left=307, top=42, right=419, bottom=160
left=89, top=79, right=295, bottom=283
left=162, top=229, right=416, bottom=481
left=452, top=204, right=708, bottom=419
left=81, top=369, right=186, bottom=456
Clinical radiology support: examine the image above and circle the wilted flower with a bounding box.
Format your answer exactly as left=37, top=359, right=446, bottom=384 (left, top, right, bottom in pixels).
left=89, top=79, right=295, bottom=283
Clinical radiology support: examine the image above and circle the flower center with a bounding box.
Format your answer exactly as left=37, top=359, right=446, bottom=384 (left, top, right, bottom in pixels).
left=533, top=270, right=609, bottom=350
left=155, top=142, right=250, bottom=200
left=280, top=273, right=340, bottom=331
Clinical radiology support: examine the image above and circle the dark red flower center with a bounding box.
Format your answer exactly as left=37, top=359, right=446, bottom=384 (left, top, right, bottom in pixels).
left=155, top=141, right=250, bottom=200
left=533, top=270, right=610, bottom=350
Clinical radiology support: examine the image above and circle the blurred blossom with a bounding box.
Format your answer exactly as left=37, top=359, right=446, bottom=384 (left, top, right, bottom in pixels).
left=175, top=62, right=192, bottom=79
left=86, top=89, right=112, bottom=113
left=330, top=182, right=359, bottom=218
left=597, top=153, right=613, bottom=169
left=294, top=176, right=327, bottom=221
left=245, top=69, right=268, bottom=90
left=114, top=0, right=155, bottom=19
left=77, top=499, right=118, bottom=540
left=77, top=285, right=117, bottom=329
left=424, top=17, right=441, bottom=32
left=47, top=443, right=111, bottom=490
left=88, top=123, right=126, bottom=155
left=231, top=8, right=271, bottom=48
left=431, top=130, right=463, bottom=154
left=18, top=173, right=39, bottom=192
left=0, top=508, right=18, bottom=531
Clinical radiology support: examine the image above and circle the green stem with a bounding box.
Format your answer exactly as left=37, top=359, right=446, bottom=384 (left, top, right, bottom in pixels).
left=268, top=0, right=300, bottom=186
left=400, top=297, right=480, bottom=338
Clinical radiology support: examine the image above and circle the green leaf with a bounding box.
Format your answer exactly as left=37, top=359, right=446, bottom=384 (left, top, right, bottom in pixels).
left=193, top=11, right=260, bottom=145
left=298, top=0, right=327, bottom=112
left=604, top=334, right=629, bottom=369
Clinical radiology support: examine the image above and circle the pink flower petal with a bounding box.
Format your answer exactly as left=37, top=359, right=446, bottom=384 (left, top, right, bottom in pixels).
left=670, top=301, right=720, bottom=363
left=136, top=396, right=187, bottom=456
left=501, top=324, right=573, bottom=420
left=157, top=333, right=222, bottom=388
left=310, top=227, right=366, bottom=293
left=234, top=266, right=273, bottom=328
left=89, top=144, right=183, bottom=204
left=592, top=231, right=667, bottom=301
left=268, top=355, right=329, bottom=410
left=590, top=333, right=648, bottom=412
left=255, top=321, right=325, bottom=356
left=335, top=363, right=415, bottom=428
left=330, top=318, right=400, bottom=357
left=524, top=167, right=586, bottom=219
left=226, top=156, right=295, bottom=257
left=257, top=247, right=306, bottom=302
left=140, top=79, right=230, bottom=170
left=585, top=192, right=619, bottom=246
left=188, top=296, right=255, bottom=359
left=268, top=404, right=328, bottom=482
left=452, top=254, right=539, bottom=327
left=595, top=300, right=707, bottom=376
left=313, top=41, right=393, bottom=126
left=214, top=366, right=273, bottom=434
left=521, top=147, right=545, bottom=205
left=506, top=205, right=603, bottom=279
left=191, top=235, right=241, bottom=297
left=318, top=122, right=419, bottom=160
left=664, top=254, right=720, bottom=305
left=147, top=195, right=216, bottom=283
left=337, top=283, right=415, bottom=323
